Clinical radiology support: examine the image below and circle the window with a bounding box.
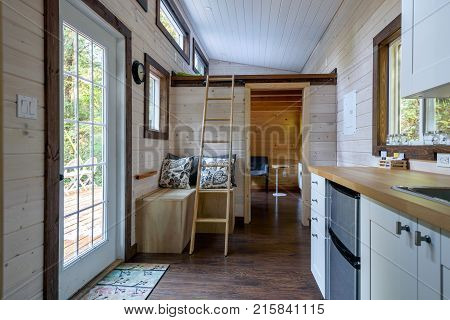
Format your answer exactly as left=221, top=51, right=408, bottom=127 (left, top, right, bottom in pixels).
left=149, top=74, right=161, bottom=131
left=193, top=38, right=208, bottom=75
left=373, top=15, right=450, bottom=159
left=144, top=53, right=169, bottom=140
left=156, top=0, right=190, bottom=63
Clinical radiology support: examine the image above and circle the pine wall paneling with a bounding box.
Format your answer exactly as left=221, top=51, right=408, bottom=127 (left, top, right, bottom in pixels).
left=302, top=0, right=449, bottom=175
left=1, top=0, right=206, bottom=299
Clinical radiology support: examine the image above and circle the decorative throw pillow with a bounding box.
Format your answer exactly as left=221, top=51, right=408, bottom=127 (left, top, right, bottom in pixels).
left=166, top=153, right=199, bottom=186
left=159, top=157, right=193, bottom=189
left=199, top=157, right=235, bottom=189
left=209, top=154, right=237, bottom=186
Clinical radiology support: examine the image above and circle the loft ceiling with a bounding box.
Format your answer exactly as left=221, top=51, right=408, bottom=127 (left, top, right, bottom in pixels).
left=180, top=0, right=343, bottom=72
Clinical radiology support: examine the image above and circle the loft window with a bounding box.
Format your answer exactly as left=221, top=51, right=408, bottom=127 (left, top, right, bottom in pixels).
left=193, top=38, right=208, bottom=75
left=144, top=53, right=169, bottom=140
left=156, top=0, right=190, bottom=63
left=373, top=15, right=450, bottom=159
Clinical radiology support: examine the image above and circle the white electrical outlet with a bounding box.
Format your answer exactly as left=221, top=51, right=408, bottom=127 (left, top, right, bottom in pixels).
left=17, top=95, right=38, bottom=120
left=437, top=153, right=450, bottom=168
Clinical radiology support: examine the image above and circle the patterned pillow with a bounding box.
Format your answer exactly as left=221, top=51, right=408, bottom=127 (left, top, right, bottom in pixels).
left=200, top=157, right=235, bottom=189
left=159, top=157, right=193, bottom=189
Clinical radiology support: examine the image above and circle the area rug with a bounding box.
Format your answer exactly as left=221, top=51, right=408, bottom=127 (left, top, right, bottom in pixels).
left=82, top=263, right=169, bottom=300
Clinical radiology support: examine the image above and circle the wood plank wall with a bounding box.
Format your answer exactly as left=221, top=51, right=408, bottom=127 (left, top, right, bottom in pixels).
left=302, top=0, right=449, bottom=175
left=169, top=87, right=246, bottom=217
left=301, top=85, right=337, bottom=226
left=250, top=89, right=302, bottom=190
left=301, top=0, right=447, bottom=176
left=1, top=0, right=205, bottom=299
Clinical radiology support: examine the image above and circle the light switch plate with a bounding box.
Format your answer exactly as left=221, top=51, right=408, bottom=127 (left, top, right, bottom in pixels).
left=437, top=153, right=450, bottom=168
left=17, top=94, right=38, bottom=120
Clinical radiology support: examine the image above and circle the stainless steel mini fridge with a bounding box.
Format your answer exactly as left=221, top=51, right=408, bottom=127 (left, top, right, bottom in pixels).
left=328, top=181, right=361, bottom=300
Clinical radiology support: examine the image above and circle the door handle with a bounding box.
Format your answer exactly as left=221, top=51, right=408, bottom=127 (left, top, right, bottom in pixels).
left=311, top=217, right=318, bottom=221
left=415, top=231, right=431, bottom=246
left=311, top=233, right=318, bottom=238
left=312, top=181, right=318, bottom=185
left=59, top=174, right=64, bottom=182
left=396, top=221, right=410, bottom=235
left=311, top=199, right=318, bottom=203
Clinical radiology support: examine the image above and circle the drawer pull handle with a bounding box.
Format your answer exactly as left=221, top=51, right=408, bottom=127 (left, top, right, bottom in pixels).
left=312, top=181, right=318, bottom=185
left=415, top=231, right=431, bottom=246
left=395, top=221, right=410, bottom=235
left=312, top=199, right=318, bottom=203
left=312, top=233, right=318, bottom=238
left=311, top=217, right=318, bottom=221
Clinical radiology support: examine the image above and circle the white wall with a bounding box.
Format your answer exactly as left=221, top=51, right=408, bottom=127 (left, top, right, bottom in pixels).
left=209, top=59, right=296, bottom=75
left=1, top=0, right=205, bottom=299
left=302, top=0, right=449, bottom=175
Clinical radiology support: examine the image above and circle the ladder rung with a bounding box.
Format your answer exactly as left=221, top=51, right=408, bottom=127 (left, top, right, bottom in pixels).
left=202, top=164, right=229, bottom=168
left=205, top=118, right=230, bottom=122
left=208, top=77, right=233, bottom=82
left=196, top=218, right=227, bottom=223
left=208, top=97, right=232, bottom=101
left=204, top=140, right=229, bottom=143
left=199, top=189, right=233, bottom=193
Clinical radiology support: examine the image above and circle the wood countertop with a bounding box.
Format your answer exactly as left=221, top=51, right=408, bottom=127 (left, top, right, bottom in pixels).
left=308, top=166, right=450, bottom=232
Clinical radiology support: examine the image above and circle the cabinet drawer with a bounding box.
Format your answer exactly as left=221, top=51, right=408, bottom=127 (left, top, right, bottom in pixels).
left=369, top=199, right=416, bottom=236
left=311, top=192, right=326, bottom=216
left=311, top=208, right=327, bottom=237
left=311, top=173, right=326, bottom=196
left=311, top=222, right=326, bottom=298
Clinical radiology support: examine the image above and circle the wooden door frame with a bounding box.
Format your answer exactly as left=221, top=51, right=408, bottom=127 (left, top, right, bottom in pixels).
left=44, top=0, right=133, bottom=300
left=244, top=83, right=310, bottom=224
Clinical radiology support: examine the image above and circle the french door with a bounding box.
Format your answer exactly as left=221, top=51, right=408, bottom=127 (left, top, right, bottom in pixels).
left=59, top=0, right=120, bottom=299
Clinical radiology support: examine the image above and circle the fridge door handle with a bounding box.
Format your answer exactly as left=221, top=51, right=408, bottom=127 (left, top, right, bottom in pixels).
left=329, top=227, right=360, bottom=270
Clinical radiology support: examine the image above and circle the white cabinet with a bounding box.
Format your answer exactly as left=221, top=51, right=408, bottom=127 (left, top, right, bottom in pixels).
left=361, top=197, right=447, bottom=299
left=310, top=174, right=328, bottom=298
left=442, top=231, right=450, bottom=300
left=417, top=222, right=441, bottom=299
left=367, top=200, right=418, bottom=299
left=401, top=0, right=450, bottom=98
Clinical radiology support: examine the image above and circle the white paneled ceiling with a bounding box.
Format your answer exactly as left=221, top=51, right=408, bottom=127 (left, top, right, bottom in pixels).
left=180, top=0, right=343, bottom=72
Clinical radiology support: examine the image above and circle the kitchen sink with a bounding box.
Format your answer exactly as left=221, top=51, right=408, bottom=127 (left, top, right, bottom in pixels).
left=392, top=186, right=450, bottom=206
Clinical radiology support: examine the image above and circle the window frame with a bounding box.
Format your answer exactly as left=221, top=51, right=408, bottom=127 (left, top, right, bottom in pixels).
left=156, top=0, right=190, bottom=63
left=192, top=38, right=209, bottom=75
left=144, top=53, right=169, bottom=140
left=372, top=14, right=450, bottom=160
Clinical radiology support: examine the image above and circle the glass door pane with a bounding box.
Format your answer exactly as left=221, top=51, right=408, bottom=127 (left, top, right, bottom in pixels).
left=62, top=22, right=107, bottom=265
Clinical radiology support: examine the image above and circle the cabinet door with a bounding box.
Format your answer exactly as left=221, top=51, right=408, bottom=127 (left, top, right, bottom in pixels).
left=370, top=220, right=418, bottom=299
left=311, top=223, right=325, bottom=298
left=443, top=267, right=450, bottom=300
left=401, top=0, right=450, bottom=98
left=417, top=222, right=441, bottom=299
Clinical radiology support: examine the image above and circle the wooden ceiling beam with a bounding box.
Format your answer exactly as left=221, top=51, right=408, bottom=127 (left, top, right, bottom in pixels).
left=171, top=73, right=337, bottom=87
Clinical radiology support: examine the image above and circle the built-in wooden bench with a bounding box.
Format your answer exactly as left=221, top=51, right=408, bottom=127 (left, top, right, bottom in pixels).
left=136, top=188, right=235, bottom=254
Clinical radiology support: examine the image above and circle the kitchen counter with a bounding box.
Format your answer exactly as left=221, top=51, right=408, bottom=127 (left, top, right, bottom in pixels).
left=308, top=166, right=450, bottom=232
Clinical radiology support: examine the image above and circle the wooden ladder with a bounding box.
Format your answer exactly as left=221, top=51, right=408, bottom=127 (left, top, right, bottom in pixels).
left=189, top=75, right=235, bottom=256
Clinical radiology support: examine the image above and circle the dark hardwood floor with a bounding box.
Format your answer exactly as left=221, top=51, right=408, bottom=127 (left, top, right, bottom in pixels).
left=132, top=190, right=322, bottom=299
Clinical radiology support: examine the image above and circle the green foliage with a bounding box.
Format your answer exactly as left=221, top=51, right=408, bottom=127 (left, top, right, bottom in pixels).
left=400, top=99, right=420, bottom=141
left=435, top=98, right=450, bottom=133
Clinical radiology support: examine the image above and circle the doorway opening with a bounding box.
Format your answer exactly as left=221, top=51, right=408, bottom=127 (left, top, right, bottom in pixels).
left=245, top=83, right=307, bottom=223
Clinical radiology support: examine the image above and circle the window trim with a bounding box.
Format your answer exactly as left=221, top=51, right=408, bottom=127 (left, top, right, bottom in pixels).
left=156, top=0, right=190, bottom=63
left=144, top=53, right=169, bottom=140
left=372, top=14, right=450, bottom=160
left=192, top=38, right=209, bottom=75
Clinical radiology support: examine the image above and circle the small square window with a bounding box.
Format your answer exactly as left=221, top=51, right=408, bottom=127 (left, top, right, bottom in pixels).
left=144, top=53, right=169, bottom=140
left=157, top=0, right=190, bottom=63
